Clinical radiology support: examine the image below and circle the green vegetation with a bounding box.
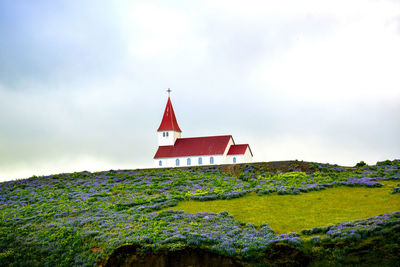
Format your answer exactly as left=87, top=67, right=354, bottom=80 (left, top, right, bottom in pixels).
left=0, top=160, right=399, bottom=266
left=355, top=160, right=367, bottom=167
left=167, top=180, right=400, bottom=234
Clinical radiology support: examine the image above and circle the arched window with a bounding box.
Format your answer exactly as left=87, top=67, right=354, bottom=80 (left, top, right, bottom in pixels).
left=198, top=157, right=202, bottom=165
left=166, top=132, right=169, bottom=137
left=163, top=132, right=165, bottom=137
left=233, top=157, right=236, bottom=163
left=159, top=160, right=162, bottom=166
left=187, top=158, right=191, bottom=166
left=210, top=157, right=214, bottom=164
left=176, top=158, right=180, bottom=166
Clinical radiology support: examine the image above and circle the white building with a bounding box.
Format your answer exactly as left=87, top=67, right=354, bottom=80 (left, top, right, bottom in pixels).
left=153, top=94, right=253, bottom=168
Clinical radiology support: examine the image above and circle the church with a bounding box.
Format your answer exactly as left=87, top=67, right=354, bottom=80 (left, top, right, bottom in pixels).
left=153, top=90, right=253, bottom=167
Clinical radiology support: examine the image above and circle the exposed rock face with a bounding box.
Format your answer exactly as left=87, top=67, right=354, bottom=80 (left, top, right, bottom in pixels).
left=105, top=245, right=245, bottom=267
left=264, top=243, right=310, bottom=266
left=220, top=161, right=315, bottom=177
left=105, top=243, right=313, bottom=267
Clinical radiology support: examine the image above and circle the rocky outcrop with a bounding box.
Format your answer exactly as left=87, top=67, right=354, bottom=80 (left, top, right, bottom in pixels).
left=105, top=245, right=246, bottom=267
left=104, top=243, right=312, bottom=267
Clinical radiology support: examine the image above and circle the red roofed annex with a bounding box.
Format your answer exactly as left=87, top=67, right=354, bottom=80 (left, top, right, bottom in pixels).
left=154, top=89, right=253, bottom=167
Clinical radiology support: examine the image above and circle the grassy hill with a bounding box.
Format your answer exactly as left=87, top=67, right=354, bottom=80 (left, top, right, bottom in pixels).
left=168, top=180, right=399, bottom=234
left=0, top=160, right=399, bottom=266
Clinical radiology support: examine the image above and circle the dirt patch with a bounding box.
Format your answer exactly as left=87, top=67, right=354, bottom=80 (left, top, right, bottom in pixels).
left=264, top=243, right=310, bottom=266
left=254, top=161, right=315, bottom=173
left=104, top=243, right=312, bottom=267
left=219, top=160, right=316, bottom=178
left=220, top=164, right=242, bottom=177
left=104, top=245, right=246, bottom=267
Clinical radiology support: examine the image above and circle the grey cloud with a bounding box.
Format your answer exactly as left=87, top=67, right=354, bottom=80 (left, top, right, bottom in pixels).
left=0, top=1, right=127, bottom=89
left=0, top=1, right=399, bottom=181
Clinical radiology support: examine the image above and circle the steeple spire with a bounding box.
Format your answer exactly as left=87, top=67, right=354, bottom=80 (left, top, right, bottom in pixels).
left=157, top=91, right=182, bottom=132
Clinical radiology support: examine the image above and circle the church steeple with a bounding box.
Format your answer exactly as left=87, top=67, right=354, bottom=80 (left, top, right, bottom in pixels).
left=157, top=90, right=182, bottom=132
left=157, top=89, right=182, bottom=146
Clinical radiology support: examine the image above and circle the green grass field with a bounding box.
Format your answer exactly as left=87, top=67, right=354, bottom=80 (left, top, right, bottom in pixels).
left=168, top=180, right=400, bottom=234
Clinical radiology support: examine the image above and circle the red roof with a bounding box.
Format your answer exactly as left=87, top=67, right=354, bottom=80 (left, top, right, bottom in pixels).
left=227, top=144, right=253, bottom=156
left=157, top=97, right=182, bottom=132
left=154, top=135, right=233, bottom=158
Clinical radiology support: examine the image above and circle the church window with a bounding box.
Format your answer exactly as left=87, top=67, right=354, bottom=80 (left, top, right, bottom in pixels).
left=210, top=157, right=214, bottom=164
left=163, top=132, right=165, bottom=137
left=187, top=158, right=191, bottom=165
left=198, top=157, right=202, bottom=165
left=159, top=160, right=162, bottom=166
left=176, top=159, right=180, bottom=166
left=166, top=132, right=169, bottom=137
left=233, top=157, right=236, bottom=163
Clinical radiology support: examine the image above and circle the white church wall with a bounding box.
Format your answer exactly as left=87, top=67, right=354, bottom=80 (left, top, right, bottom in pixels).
left=226, top=147, right=253, bottom=164
left=243, top=147, right=253, bottom=163
left=210, top=155, right=225, bottom=165
left=155, top=149, right=252, bottom=167
left=154, top=159, right=164, bottom=168
left=221, top=138, right=234, bottom=164
left=157, top=131, right=181, bottom=146
left=227, top=155, right=244, bottom=164
left=154, top=154, right=225, bottom=168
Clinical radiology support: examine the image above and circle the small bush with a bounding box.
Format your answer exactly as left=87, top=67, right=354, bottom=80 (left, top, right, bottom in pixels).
left=355, top=161, right=367, bottom=167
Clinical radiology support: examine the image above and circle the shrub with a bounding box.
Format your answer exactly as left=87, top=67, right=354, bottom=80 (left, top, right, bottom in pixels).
left=355, top=161, right=367, bottom=168
left=310, top=236, right=322, bottom=244
left=392, top=185, right=400, bottom=194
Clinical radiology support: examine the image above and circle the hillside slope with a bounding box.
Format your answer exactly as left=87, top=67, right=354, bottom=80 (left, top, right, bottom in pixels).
left=0, top=160, right=399, bottom=266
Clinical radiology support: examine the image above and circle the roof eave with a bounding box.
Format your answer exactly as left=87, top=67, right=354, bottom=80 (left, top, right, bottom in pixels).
left=154, top=153, right=224, bottom=159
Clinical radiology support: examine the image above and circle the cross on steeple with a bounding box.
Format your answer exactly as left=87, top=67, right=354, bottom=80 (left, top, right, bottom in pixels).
left=167, top=88, right=172, bottom=97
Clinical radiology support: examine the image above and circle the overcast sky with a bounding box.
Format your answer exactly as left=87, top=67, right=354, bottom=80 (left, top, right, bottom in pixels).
left=1, top=0, right=399, bottom=181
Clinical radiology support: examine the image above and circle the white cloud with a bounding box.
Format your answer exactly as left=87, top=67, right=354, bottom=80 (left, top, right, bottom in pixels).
left=250, top=7, right=400, bottom=101
left=122, top=3, right=205, bottom=60
left=0, top=155, right=140, bottom=181
left=204, top=0, right=399, bottom=20
left=1, top=0, right=399, bottom=181
left=253, top=134, right=393, bottom=167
